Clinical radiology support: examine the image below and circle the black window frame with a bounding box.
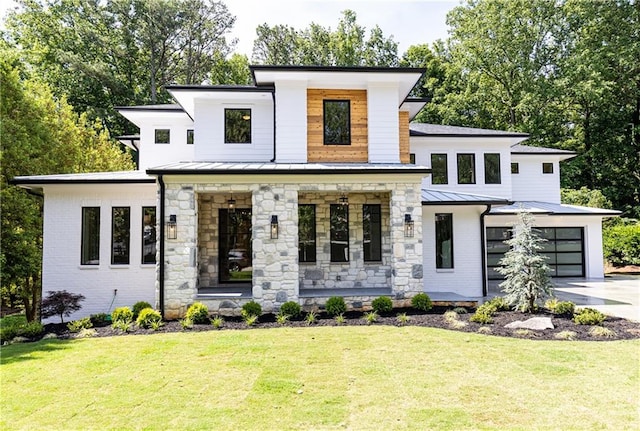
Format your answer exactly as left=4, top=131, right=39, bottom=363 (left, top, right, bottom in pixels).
left=81, top=207, right=100, bottom=265
left=298, top=204, right=317, bottom=263
left=142, top=206, right=157, bottom=265
left=435, top=213, right=454, bottom=269
left=363, top=204, right=382, bottom=262
left=484, top=153, right=501, bottom=184
left=186, top=129, right=194, bottom=145
left=511, top=162, right=519, bottom=174
left=457, top=153, right=476, bottom=184
left=431, top=153, right=448, bottom=184
left=542, top=162, right=554, bottom=174
left=323, top=100, right=351, bottom=145
left=154, top=129, right=170, bottom=144
left=409, top=153, right=416, bottom=164
left=224, top=108, right=252, bottom=144
left=111, top=207, right=130, bottom=265
left=330, top=204, right=349, bottom=262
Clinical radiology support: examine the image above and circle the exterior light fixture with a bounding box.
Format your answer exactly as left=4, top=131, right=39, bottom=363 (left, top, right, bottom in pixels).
left=242, top=114, right=251, bottom=121
left=227, top=194, right=236, bottom=214
left=167, top=214, right=177, bottom=239
left=270, top=215, right=279, bottom=239
left=404, top=214, right=414, bottom=238
left=339, top=194, right=349, bottom=206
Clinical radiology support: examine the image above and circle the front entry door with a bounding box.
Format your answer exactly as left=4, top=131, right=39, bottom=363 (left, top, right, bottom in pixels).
left=219, top=208, right=252, bottom=283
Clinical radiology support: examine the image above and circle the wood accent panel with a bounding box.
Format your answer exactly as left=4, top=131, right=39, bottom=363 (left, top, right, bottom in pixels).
left=307, top=89, right=368, bottom=162
left=399, top=111, right=410, bottom=164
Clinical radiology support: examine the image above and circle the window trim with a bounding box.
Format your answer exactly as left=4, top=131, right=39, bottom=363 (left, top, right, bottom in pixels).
left=154, top=129, right=170, bottom=144
left=511, top=162, right=519, bottom=174
left=142, top=206, right=157, bottom=265
left=435, top=213, right=454, bottom=269
left=330, top=204, right=349, bottom=262
left=431, top=153, right=448, bottom=185
left=363, top=204, right=382, bottom=262
left=224, top=108, right=252, bottom=144
left=457, top=153, right=476, bottom=184
left=323, top=99, right=351, bottom=145
left=81, top=207, right=100, bottom=265
left=111, top=206, right=130, bottom=265
left=484, top=153, right=501, bottom=184
left=542, top=162, right=554, bottom=174
left=298, top=204, right=317, bottom=263
left=186, top=129, right=194, bottom=145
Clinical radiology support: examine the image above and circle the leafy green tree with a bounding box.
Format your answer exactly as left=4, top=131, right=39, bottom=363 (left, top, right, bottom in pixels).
left=561, top=187, right=612, bottom=209
left=209, top=53, right=252, bottom=85
left=497, top=211, right=554, bottom=313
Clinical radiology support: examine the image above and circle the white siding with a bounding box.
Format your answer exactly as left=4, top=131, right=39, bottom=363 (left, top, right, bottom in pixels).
left=138, top=117, right=194, bottom=170
left=422, top=205, right=485, bottom=296
left=511, top=155, right=561, bottom=203
left=193, top=97, right=274, bottom=162
left=368, top=83, right=400, bottom=163
left=486, top=214, right=606, bottom=279
left=275, top=80, right=308, bottom=162
left=41, top=183, right=157, bottom=322
left=411, top=137, right=513, bottom=199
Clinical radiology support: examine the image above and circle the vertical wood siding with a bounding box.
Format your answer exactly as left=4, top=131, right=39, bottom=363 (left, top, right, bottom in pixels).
left=399, top=111, right=410, bottom=163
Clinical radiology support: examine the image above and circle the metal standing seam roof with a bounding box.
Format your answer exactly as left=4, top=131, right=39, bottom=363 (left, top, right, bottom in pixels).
left=510, top=144, right=576, bottom=155
left=489, top=201, right=621, bottom=216
left=145, top=162, right=432, bottom=175
left=422, top=189, right=511, bottom=205
left=409, top=123, right=529, bottom=138
left=11, top=170, right=155, bottom=185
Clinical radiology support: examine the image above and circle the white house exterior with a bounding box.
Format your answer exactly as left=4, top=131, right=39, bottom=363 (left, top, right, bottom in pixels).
left=13, top=65, right=619, bottom=321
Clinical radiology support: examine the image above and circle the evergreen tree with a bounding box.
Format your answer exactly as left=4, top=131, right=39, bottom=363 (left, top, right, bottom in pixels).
left=497, top=210, right=554, bottom=312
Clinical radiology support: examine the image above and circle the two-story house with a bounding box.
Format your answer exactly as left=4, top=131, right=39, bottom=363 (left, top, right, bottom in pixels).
left=13, top=65, right=618, bottom=321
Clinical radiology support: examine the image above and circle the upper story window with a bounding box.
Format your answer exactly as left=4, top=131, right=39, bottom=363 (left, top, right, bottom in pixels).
left=224, top=108, right=251, bottom=144
left=81, top=207, right=100, bottom=265
left=323, top=100, right=351, bottom=145
left=186, top=129, right=194, bottom=145
left=431, top=154, right=448, bottom=184
left=543, top=162, right=554, bottom=174
left=457, top=153, right=476, bottom=184
left=155, top=129, right=170, bottom=144
left=484, top=153, right=501, bottom=184
left=511, top=162, right=519, bottom=174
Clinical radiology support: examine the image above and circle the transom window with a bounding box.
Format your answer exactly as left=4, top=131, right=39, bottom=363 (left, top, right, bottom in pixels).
left=435, top=213, right=453, bottom=269
left=299, top=205, right=316, bottom=263
left=323, top=100, right=351, bottom=145
left=81, top=207, right=100, bottom=265
left=111, top=207, right=130, bottom=265
left=225, top=108, right=251, bottom=143
left=484, top=153, right=501, bottom=184
left=431, top=153, right=448, bottom=184
left=154, top=129, right=170, bottom=144
left=457, top=153, right=476, bottom=184
left=363, top=204, right=382, bottom=262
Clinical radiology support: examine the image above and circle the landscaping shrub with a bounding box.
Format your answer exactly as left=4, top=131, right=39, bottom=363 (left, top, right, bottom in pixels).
left=371, top=296, right=393, bottom=314
left=67, top=317, right=93, bottom=332
left=276, top=314, right=289, bottom=325
left=185, top=302, right=209, bottom=324
left=20, top=321, right=44, bottom=339
left=553, top=301, right=575, bottom=316
left=305, top=311, right=317, bottom=325
left=573, top=308, right=606, bottom=325
left=90, top=313, right=110, bottom=327
left=603, top=222, right=640, bottom=266
left=364, top=311, right=378, bottom=325
left=132, top=301, right=153, bottom=319
left=111, top=306, right=133, bottom=324
left=0, top=325, right=19, bottom=343
left=470, top=310, right=493, bottom=324
left=411, top=293, right=433, bottom=312
left=485, top=296, right=511, bottom=311
left=136, top=308, right=162, bottom=329
left=325, top=296, right=347, bottom=317
left=279, top=301, right=302, bottom=319
left=211, top=316, right=224, bottom=329
left=242, top=301, right=262, bottom=317
left=588, top=326, right=616, bottom=338
left=41, top=290, right=86, bottom=323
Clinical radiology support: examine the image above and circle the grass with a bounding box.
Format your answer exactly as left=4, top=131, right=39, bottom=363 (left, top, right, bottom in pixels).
left=1, top=326, right=639, bottom=430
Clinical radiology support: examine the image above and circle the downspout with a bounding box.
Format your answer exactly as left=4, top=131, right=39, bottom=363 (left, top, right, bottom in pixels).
left=270, top=91, right=277, bottom=162
left=480, top=205, right=492, bottom=297
left=158, top=175, right=166, bottom=318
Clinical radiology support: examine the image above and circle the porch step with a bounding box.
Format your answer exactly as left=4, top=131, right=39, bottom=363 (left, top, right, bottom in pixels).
left=197, top=286, right=252, bottom=299
left=299, top=287, right=393, bottom=298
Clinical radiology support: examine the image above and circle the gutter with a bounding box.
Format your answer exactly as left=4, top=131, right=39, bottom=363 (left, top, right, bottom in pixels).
left=158, top=175, right=166, bottom=318
left=480, top=205, right=492, bottom=297
left=270, top=91, right=276, bottom=162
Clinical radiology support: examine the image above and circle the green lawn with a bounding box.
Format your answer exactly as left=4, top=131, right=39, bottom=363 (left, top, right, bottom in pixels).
left=1, top=326, right=638, bottom=430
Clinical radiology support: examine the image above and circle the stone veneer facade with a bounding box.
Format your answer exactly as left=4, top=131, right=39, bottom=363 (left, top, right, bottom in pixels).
left=160, top=176, right=423, bottom=319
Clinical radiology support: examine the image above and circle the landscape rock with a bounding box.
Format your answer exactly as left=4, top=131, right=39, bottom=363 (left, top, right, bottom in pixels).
left=505, top=317, right=554, bottom=331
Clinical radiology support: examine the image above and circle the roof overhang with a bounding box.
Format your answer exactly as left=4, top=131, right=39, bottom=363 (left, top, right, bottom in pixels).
left=488, top=201, right=621, bottom=216
left=116, top=135, right=140, bottom=152
left=400, top=98, right=429, bottom=120
left=166, top=85, right=275, bottom=118
left=11, top=171, right=156, bottom=193
left=422, top=189, right=511, bottom=206
left=116, top=105, right=191, bottom=127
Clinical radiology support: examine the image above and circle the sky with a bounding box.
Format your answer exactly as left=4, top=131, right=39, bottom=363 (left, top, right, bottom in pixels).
left=0, top=0, right=459, bottom=58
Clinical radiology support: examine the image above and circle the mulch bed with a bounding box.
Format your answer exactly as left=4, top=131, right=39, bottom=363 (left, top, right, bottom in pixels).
left=41, top=307, right=640, bottom=342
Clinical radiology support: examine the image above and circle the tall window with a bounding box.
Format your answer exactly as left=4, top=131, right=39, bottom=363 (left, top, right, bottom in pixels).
left=111, top=207, right=130, bottom=265
left=457, top=153, right=476, bottom=184
left=224, top=108, right=251, bottom=143
left=435, top=213, right=453, bottom=269
left=363, top=205, right=382, bottom=262
left=330, top=204, right=349, bottom=262
left=431, top=153, right=448, bottom=184
left=81, top=207, right=100, bottom=265
left=298, top=205, right=316, bottom=263
left=323, top=100, right=351, bottom=145
left=154, top=129, right=170, bottom=144
left=543, top=162, right=554, bottom=174
left=484, top=153, right=501, bottom=184
left=142, top=207, right=156, bottom=264
left=186, top=129, right=194, bottom=145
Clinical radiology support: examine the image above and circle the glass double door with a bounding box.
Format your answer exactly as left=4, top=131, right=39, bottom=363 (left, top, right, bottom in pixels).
left=219, top=209, right=252, bottom=283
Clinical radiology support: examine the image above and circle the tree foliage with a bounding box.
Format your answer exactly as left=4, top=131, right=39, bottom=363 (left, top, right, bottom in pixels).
left=41, top=290, right=86, bottom=324
left=252, top=10, right=398, bottom=66
left=497, top=211, right=554, bottom=313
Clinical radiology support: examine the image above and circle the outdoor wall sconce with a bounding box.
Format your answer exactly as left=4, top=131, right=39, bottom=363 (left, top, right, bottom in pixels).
left=339, top=194, right=349, bottom=206
left=270, top=215, right=279, bottom=239
left=167, top=214, right=177, bottom=240
left=227, top=194, right=236, bottom=214
left=404, top=214, right=414, bottom=238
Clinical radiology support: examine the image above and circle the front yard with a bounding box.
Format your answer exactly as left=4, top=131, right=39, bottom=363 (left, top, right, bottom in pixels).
left=1, top=326, right=638, bottom=430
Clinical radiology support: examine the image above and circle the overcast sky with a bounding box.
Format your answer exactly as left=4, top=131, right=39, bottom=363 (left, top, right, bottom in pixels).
left=1, top=0, right=458, bottom=58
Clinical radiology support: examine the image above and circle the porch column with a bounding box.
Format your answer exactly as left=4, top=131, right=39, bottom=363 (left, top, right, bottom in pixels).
left=252, top=184, right=300, bottom=312
left=390, top=183, right=423, bottom=297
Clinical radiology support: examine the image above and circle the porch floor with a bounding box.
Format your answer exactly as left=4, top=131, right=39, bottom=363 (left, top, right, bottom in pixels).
left=197, top=285, right=252, bottom=299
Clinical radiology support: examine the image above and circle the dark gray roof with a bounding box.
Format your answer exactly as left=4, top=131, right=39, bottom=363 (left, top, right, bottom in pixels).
left=410, top=123, right=529, bottom=138
left=422, top=189, right=510, bottom=205
left=11, top=170, right=155, bottom=185
left=489, top=201, right=620, bottom=216
left=510, top=144, right=576, bottom=155
left=147, top=162, right=431, bottom=176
